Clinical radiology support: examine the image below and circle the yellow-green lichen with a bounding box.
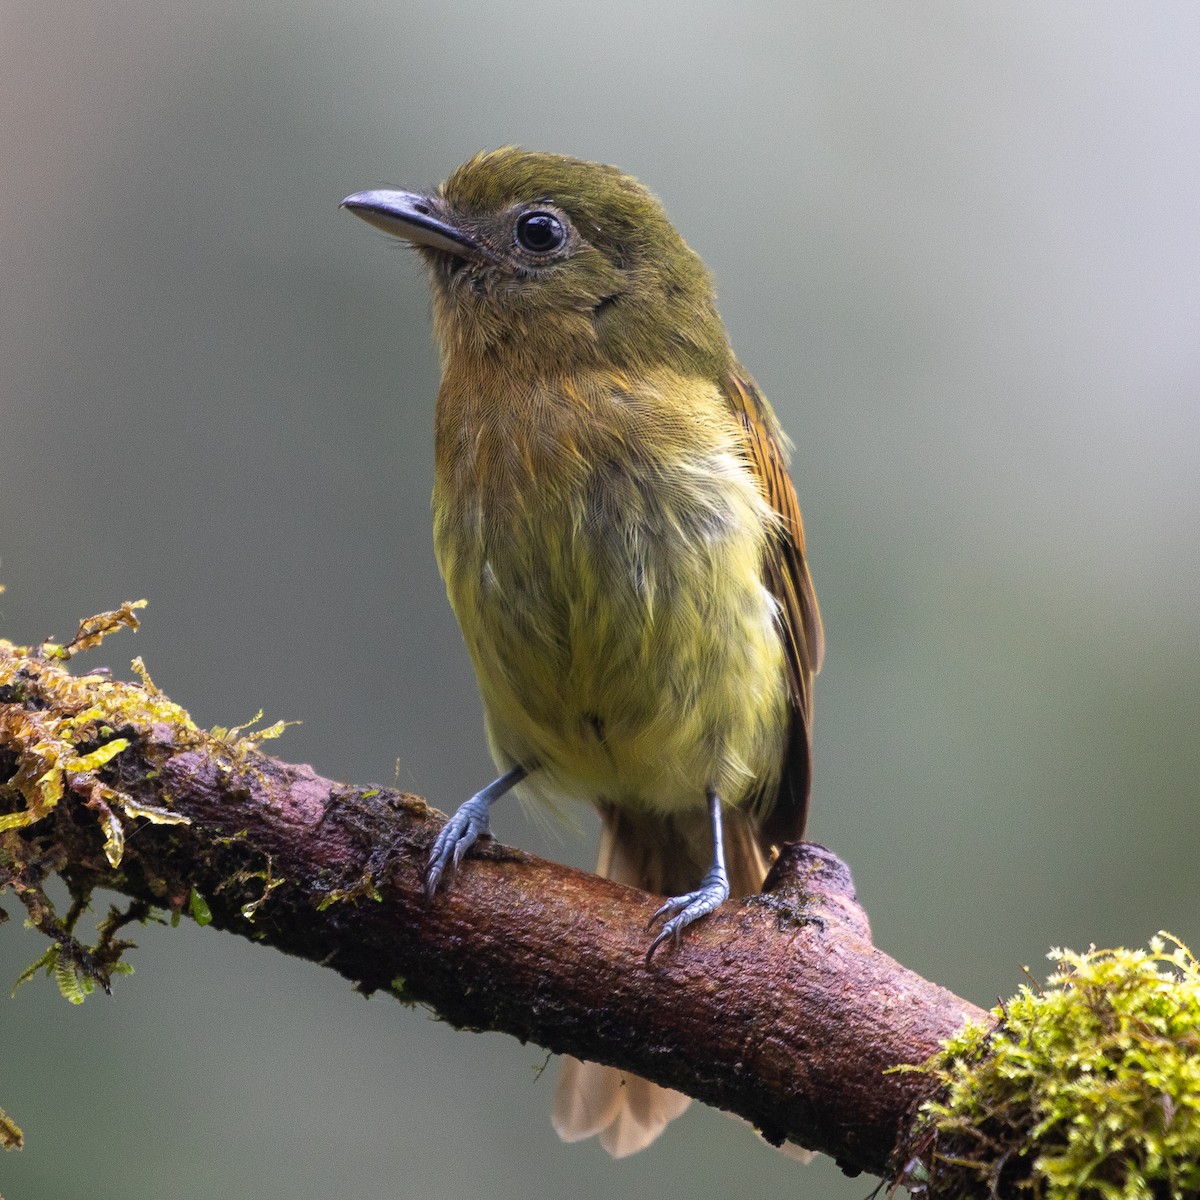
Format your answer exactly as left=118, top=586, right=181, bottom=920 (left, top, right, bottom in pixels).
left=227, top=858, right=284, bottom=923
left=11, top=939, right=135, bottom=1005
left=1, top=602, right=293, bottom=1003
left=389, top=975, right=418, bottom=1007
left=316, top=869, right=383, bottom=912
left=209, top=709, right=298, bottom=752
left=188, top=888, right=213, bottom=927
left=906, top=934, right=1200, bottom=1199
left=0, top=602, right=195, bottom=861
left=0, top=603, right=296, bottom=868
left=0, top=1102, right=23, bottom=1151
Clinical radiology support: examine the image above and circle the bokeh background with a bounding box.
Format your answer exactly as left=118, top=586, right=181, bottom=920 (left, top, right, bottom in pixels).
left=3, top=3, right=1199, bottom=1198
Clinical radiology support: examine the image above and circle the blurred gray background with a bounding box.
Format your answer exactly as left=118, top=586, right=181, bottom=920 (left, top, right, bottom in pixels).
left=3, top=3, right=1199, bottom=1198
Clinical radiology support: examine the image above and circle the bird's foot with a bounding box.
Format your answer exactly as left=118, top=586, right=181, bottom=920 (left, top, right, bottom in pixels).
left=424, top=794, right=491, bottom=897
left=645, top=865, right=730, bottom=962
left=423, top=765, right=528, bottom=898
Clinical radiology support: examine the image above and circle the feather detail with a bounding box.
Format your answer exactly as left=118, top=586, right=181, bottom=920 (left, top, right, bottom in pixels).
left=722, top=369, right=823, bottom=844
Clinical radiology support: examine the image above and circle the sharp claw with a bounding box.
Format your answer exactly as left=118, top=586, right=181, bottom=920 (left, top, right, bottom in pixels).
left=451, top=831, right=475, bottom=869
left=642, top=872, right=730, bottom=962
left=424, top=767, right=527, bottom=900
left=645, top=926, right=674, bottom=964
left=425, top=799, right=490, bottom=897
left=423, top=833, right=451, bottom=897
left=645, top=898, right=683, bottom=933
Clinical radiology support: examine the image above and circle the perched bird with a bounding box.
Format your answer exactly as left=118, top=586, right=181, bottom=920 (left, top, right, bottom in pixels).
left=342, top=149, right=823, bottom=1157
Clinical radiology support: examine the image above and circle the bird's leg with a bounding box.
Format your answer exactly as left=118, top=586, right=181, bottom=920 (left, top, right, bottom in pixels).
left=645, top=787, right=730, bottom=962
left=424, top=765, right=528, bottom=897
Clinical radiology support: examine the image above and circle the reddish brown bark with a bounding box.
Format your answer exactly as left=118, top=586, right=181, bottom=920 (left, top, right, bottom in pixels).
left=1, top=701, right=986, bottom=1181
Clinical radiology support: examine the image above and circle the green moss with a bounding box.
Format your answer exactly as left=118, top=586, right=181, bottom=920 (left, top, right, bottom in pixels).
left=0, top=1102, right=23, bottom=1151
left=1, top=603, right=291, bottom=1000
left=188, top=889, right=213, bottom=927
left=316, top=869, right=383, bottom=912
left=389, top=975, right=419, bottom=1008
left=225, top=858, right=285, bottom=923
left=0, top=605, right=195, bottom=857
left=0, top=606, right=292, bottom=858
left=906, top=934, right=1200, bottom=1199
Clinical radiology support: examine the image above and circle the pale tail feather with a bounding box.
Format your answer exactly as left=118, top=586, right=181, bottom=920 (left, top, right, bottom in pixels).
left=552, top=1057, right=691, bottom=1157
left=551, top=806, right=768, bottom=1156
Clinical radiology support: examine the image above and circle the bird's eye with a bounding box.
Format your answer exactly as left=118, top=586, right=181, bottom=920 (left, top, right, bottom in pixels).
left=515, top=210, right=567, bottom=254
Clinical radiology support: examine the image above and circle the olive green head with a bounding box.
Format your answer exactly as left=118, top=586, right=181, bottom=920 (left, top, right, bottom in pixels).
left=342, top=148, right=731, bottom=375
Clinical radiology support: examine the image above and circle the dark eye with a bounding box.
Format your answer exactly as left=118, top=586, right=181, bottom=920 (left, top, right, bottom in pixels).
left=515, top=210, right=567, bottom=254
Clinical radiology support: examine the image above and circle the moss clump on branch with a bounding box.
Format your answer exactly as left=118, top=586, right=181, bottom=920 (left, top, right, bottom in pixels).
left=905, top=935, right=1200, bottom=1199
left=0, top=603, right=195, bottom=862
left=0, top=603, right=291, bottom=1007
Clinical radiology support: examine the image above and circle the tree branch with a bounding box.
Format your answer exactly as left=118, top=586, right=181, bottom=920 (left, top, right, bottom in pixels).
left=0, top=636, right=985, bottom=1182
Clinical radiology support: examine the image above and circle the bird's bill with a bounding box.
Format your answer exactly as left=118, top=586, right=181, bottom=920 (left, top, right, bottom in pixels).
left=340, top=189, right=488, bottom=260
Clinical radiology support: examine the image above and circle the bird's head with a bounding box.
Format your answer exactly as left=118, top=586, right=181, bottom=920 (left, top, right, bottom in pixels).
left=342, top=148, right=730, bottom=376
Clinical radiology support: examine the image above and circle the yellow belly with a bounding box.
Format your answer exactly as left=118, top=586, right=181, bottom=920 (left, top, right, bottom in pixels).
left=435, top=400, right=789, bottom=817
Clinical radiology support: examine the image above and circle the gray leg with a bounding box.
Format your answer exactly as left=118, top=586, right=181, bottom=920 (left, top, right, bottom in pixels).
left=424, top=765, right=528, bottom=897
left=645, top=787, right=730, bottom=961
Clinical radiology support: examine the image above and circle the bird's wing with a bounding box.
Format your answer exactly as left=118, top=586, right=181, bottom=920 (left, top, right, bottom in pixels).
left=722, top=369, right=824, bottom=844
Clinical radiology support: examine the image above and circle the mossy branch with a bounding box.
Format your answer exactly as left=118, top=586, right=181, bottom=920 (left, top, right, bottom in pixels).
left=3, top=617, right=1200, bottom=1195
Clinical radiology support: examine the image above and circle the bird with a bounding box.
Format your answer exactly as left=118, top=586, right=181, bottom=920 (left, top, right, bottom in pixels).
left=342, top=148, right=822, bottom=1157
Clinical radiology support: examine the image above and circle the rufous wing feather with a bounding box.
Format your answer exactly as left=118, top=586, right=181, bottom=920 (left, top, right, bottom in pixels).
left=722, top=369, right=823, bottom=846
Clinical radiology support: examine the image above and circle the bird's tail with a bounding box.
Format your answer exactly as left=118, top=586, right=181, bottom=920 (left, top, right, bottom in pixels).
left=551, top=805, right=768, bottom=1157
